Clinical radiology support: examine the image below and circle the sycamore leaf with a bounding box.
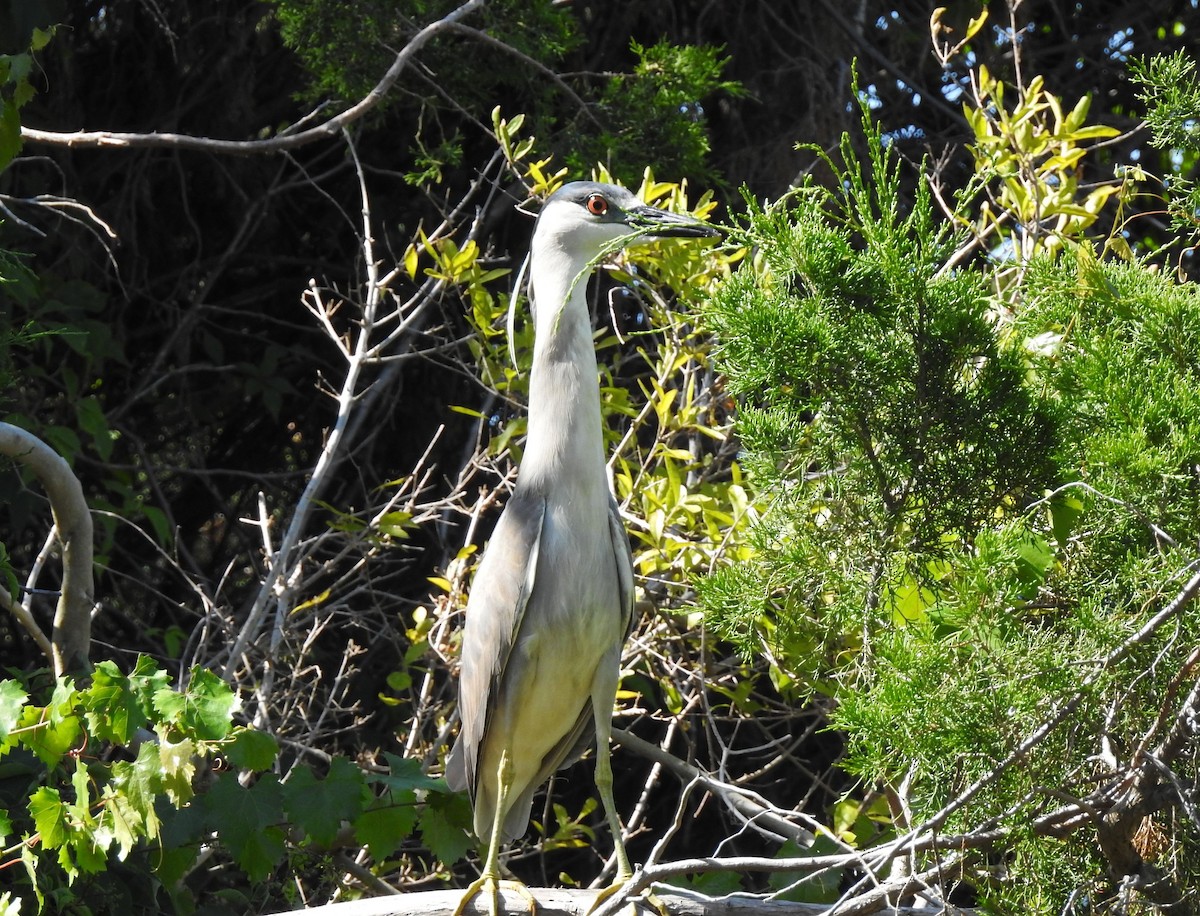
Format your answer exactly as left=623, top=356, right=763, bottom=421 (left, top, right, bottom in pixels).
left=0, top=681, right=27, bottom=741
left=203, top=773, right=285, bottom=882
left=154, top=667, right=238, bottom=741
left=354, top=796, right=419, bottom=862
left=418, top=791, right=474, bottom=865
left=81, top=660, right=148, bottom=744
left=282, top=757, right=366, bottom=847
left=225, top=727, right=278, bottom=772
left=28, top=787, right=67, bottom=849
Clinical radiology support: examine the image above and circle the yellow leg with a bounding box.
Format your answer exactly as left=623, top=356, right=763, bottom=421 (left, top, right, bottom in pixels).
left=453, top=750, right=538, bottom=916
left=595, top=736, right=632, bottom=881
left=585, top=726, right=667, bottom=916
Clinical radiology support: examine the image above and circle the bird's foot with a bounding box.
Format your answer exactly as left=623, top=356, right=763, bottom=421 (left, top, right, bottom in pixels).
left=586, top=877, right=668, bottom=916
left=452, top=875, right=537, bottom=916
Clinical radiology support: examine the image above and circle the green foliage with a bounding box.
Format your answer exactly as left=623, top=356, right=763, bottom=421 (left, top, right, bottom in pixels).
left=0, top=25, right=52, bottom=173
left=0, top=247, right=36, bottom=596
left=0, top=659, right=470, bottom=913
left=269, top=2, right=736, bottom=189
left=830, top=251, right=1200, bottom=900
left=271, top=0, right=579, bottom=107
left=585, top=40, right=742, bottom=182
left=964, top=68, right=1120, bottom=259
left=1018, top=251, right=1200, bottom=555
left=269, top=0, right=580, bottom=188
left=0, top=261, right=180, bottom=567
left=699, top=104, right=1059, bottom=681
left=698, top=69, right=1200, bottom=909
left=1130, top=51, right=1200, bottom=154
left=1129, top=51, right=1200, bottom=243
left=0, top=658, right=265, bottom=907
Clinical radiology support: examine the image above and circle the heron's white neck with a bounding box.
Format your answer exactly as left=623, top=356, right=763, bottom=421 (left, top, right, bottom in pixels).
left=519, top=242, right=607, bottom=497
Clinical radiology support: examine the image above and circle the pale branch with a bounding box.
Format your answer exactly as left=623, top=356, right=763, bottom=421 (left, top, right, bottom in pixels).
left=18, top=0, right=487, bottom=155
left=220, top=131, right=449, bottom=683
left=0, top=574, right=54, bottom=663
left=0, top=422, right=94, bottom=675
left=260, top=886, right=964, bottom=916
left=612, top=727, right=819, bottom=848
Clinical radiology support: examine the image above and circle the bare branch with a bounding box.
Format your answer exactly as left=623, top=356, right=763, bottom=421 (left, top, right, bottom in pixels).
left=0, top=422, right=94, bottom=675
left=19, top=0, right=487, bottom=155
left=613, top=727, right=819, bottom=848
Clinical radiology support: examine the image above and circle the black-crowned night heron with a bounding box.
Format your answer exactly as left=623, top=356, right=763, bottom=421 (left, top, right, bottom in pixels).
left=445, top=181, right=718, bottom=915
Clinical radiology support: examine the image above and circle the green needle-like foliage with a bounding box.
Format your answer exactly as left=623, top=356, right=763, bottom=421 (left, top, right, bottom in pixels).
left=699, top=107, right=1059, bottom=683
left=697, top=72, right=1200, bottom=911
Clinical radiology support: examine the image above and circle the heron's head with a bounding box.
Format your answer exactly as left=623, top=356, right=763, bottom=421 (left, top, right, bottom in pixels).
left=534, top=181, right=719, bottom=259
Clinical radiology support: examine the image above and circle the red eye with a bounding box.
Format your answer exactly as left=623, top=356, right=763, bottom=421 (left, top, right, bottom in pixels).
left=586, top=194, right=608, bottom=216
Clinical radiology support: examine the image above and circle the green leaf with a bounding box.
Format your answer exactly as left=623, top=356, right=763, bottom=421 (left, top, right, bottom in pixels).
left=158, top=797, right=206, bottom=865
left=28, top=786, right=67, bottom=849
left=418, top=791, right=474, bottom=865
left=373, top=753, right=446, bottom=795
left=281, top=757, right=365, bottom=847
left=30, top=27, right=55, bottom=52
left=128, top=655, right=172, bottom=710
left=103, top=783, right=140, bottom=859
left=107, top=741, right=164, bottom=851
left=663, top=869, right=744, bottom=896
left=225, top=727, right=278, bottom=772
left=1048, top=493, right=1085, bottom=550
left=152, top=843, right=200, bottom=888
left=46, top=678, right=77, bottom=725
left=140, top=504, right=172, bottom=546
left=1067, top=124, right=1119, bottom=140
left=69, top=756, right=92, bottom=824
left=354, top=796, right=418, bottom=862
left=18, top=704, right=81, bottom=768
left=0, top=681, right=28, bottom=741
left=81, top=660, right=148, bottom=744
left=158, top=733, right=197, bottom=806
left=154, top=667, right=238, bottom=740
left=75, top=395, right=113, bottom=461
left=203, top=772, right=285, bottom=881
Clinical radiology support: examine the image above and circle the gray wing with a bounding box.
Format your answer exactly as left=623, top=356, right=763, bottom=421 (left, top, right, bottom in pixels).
left=608, top=494, right=636, bottom=641
left=527, top=495, right=635, bottom=777
left=495, top=494, right=637, bottom=839
left=445, top=490, right=546, bottom=798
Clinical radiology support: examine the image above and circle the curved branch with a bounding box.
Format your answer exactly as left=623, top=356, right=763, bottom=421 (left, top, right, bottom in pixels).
left=0, top=422, right=94, bottom=675
left=19, top=0, right=487, bottom=155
